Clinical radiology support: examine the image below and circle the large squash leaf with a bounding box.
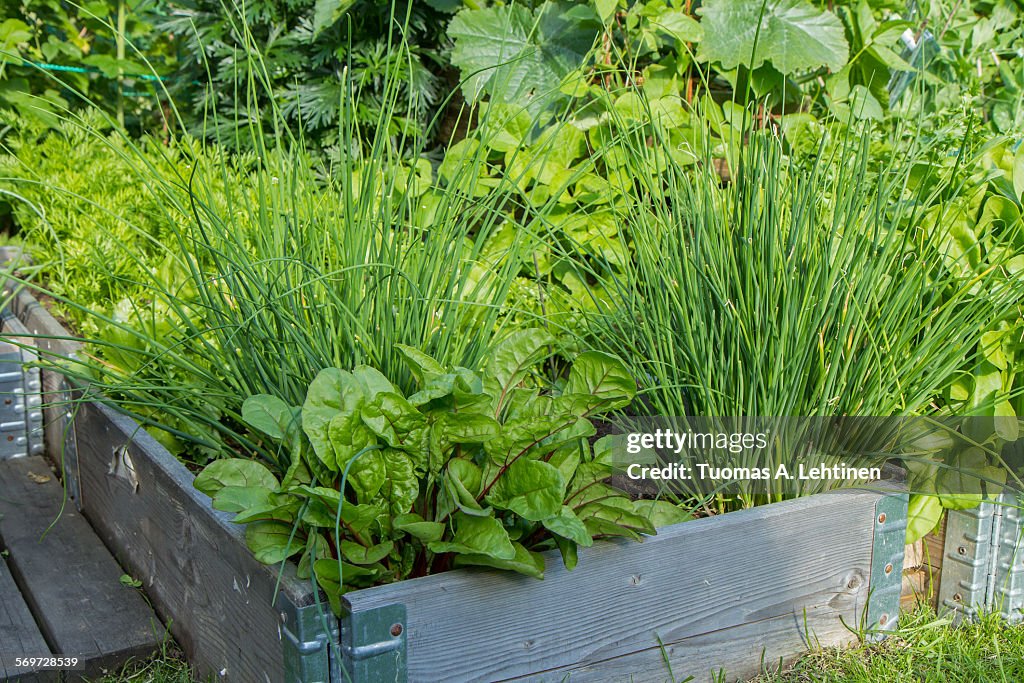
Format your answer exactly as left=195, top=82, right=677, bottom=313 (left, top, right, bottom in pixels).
left=448, top=2, right=598, bottom=114
left=697, top=0, right=848, bottom=75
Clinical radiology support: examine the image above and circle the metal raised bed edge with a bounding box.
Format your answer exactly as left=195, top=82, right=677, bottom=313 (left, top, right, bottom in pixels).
left=1, top=278, right=908, bottom=683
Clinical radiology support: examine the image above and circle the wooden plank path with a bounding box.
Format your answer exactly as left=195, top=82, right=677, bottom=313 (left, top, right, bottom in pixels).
left=0, top=456, right=164, bottom=680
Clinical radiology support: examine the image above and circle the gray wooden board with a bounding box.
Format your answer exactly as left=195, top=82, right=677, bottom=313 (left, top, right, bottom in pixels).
left=506, top=607, right=856, bottom=683
left=0, top=556, right=54, bottom=682
left=0, top=457, right=162, bottom=678
left=71, top=399, right=317, bottom=683
left=344, top=490, right=881, bottom=682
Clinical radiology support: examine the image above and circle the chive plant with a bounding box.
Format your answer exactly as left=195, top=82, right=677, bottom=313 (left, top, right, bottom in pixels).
left=2, top=30, right=537, bottom=470
left=567, top=107, right=1023, bottom=506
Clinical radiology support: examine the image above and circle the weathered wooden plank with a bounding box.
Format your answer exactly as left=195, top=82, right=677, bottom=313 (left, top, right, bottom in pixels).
left=508, top=606, right=856, bottom=683
left=0, top=457, right=162, bottom=677
left=0, top=557, right=54, bottom=683
left=924, top=518, right=946, bottom=568
left=345, top=490, right=881, bottom=682
left=71, top=399, right=316, bottom=682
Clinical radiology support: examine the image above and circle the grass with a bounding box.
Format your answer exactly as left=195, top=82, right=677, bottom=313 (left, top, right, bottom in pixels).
left=749, top=605, right=1024, bottom=683
left=81, top=605, right=1024, bottom=682
left=86, top=643, right=199, bottom=683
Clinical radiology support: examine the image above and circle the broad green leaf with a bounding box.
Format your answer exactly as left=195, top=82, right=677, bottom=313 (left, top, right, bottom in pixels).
left=303, top=368, right=365, bottom=469
left=312, top=0, right=355, bottom=36
left=360, top=392, right=425, bottom=448
left=396, top=344, right=446, bottom=382
left=595, top=0, right=618, bottom=24
left=483, top=328, right=555, bottom=411
left=211, top=485, right=273, bottom=514
left=245, top=521, right=304, bottom=564
left=195, top=459, right=278, bottom=497
left=428, top=512, right=516, bottom=560
left=481, top=103, right=535, bottom=153
left=339, top=540, right=394, bottom=565
left=453, top=542, right=545, bottom=578
left=563, top=351, right=636, bottom=411
left=846, top=85, right=883, bottom=121
left=542, top=506, right=593, bottom=546
left=326, top=411, right=374, bottom=472
left=485, top=414, right=579, bottom=465
left=437, top=412, right=501, bottom=444
left=233, top=498, right=301, bottom=524
left=377, top=450, right=419, bottom=515
left=548, top=441, right=583, bottom=484
left=394, top=513, right=445, bottom=543
left=487, top=458, right=565, bottom=521
left=578, top=496, right=656, bottom=538
left=555, top=535, right=579, bottom=570
left=445, top=458, right=487, bottom=514
left=352, top=366, right=398, bottom=400
left=242, top=394, right=296, bottom=441
left=448, top=3, right=598, bottom=114
left=297, top=487, right=381, bottom=533
left=0, top=20, right=31, bottom=53
left=697, top=0, right=849, bottom=75
left=650, top=10, right=703, bottom=43
left=906, top=494, right=942, bottom=544
left=633, top=500, right=693, bottom=528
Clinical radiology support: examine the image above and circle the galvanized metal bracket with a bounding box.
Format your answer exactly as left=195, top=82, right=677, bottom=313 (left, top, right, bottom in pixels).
left=867, top=491, right=908, bottom=639
left=278, top=595, right=339, bottom=683
left=340, top=602, right=406, bottom=683
left=940, top=494, right=1024, bottom=622
left=937, top=501, right=995, bottom=620
left=0, top=310, right=43, bottom=461
left=990, top=496, right=1024, bottom=622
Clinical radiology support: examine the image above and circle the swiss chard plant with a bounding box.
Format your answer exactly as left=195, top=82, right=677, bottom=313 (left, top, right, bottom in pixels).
left=194, top=330, right=687, bottom=611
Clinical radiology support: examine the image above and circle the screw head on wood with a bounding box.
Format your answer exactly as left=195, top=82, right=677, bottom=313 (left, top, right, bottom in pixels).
left=390, top=623, right=403, bottom=637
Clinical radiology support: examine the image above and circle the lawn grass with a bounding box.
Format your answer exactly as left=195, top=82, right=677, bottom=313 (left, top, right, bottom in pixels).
left=86, top=642, right=199, bottom=683
left=80, top=605, right=1024, bottom=682
left=750, top=605, right=1024, bottom=682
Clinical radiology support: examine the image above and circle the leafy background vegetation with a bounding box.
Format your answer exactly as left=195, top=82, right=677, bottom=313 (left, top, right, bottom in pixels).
left=0, top=0, right=1023, bottom=601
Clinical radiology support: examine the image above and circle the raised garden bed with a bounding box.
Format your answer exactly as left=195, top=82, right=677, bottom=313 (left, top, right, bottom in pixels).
left=1, top=280, right=909, bottom=682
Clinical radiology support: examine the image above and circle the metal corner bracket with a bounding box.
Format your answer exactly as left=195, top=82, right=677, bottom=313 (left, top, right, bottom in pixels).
left=867, top=491, right=908, bottom=639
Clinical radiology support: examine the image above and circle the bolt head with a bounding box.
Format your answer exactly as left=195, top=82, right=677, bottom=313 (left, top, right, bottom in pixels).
left=390, top=623, right=403, bottom=637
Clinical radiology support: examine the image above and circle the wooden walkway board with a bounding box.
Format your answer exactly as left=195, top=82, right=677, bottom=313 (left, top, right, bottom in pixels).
left=0, top=558, right=53, bottom=682
left=0, top=456, right=162, bottom=676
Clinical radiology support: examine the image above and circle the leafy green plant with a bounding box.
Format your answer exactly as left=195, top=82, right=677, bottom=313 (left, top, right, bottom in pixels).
left=566, top=105, right=1024, bottom=507
left=161, top=0, right=454, bottom=150
left=193, top=333, right=687, bottom=609
left=0, top=45, right=590, bottom=466
left=448, top=1, right=600, bottom=115
left=0, top=0, right=175, bottom=130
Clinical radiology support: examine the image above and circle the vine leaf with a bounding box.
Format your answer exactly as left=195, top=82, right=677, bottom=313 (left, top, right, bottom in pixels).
left=448, top=2, right=598, bottom=114
left=697, top=0, right=848, bottom=75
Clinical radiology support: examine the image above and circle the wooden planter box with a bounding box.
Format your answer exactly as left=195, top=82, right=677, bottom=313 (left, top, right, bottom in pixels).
left=2, top=281, right=909, bottom=683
